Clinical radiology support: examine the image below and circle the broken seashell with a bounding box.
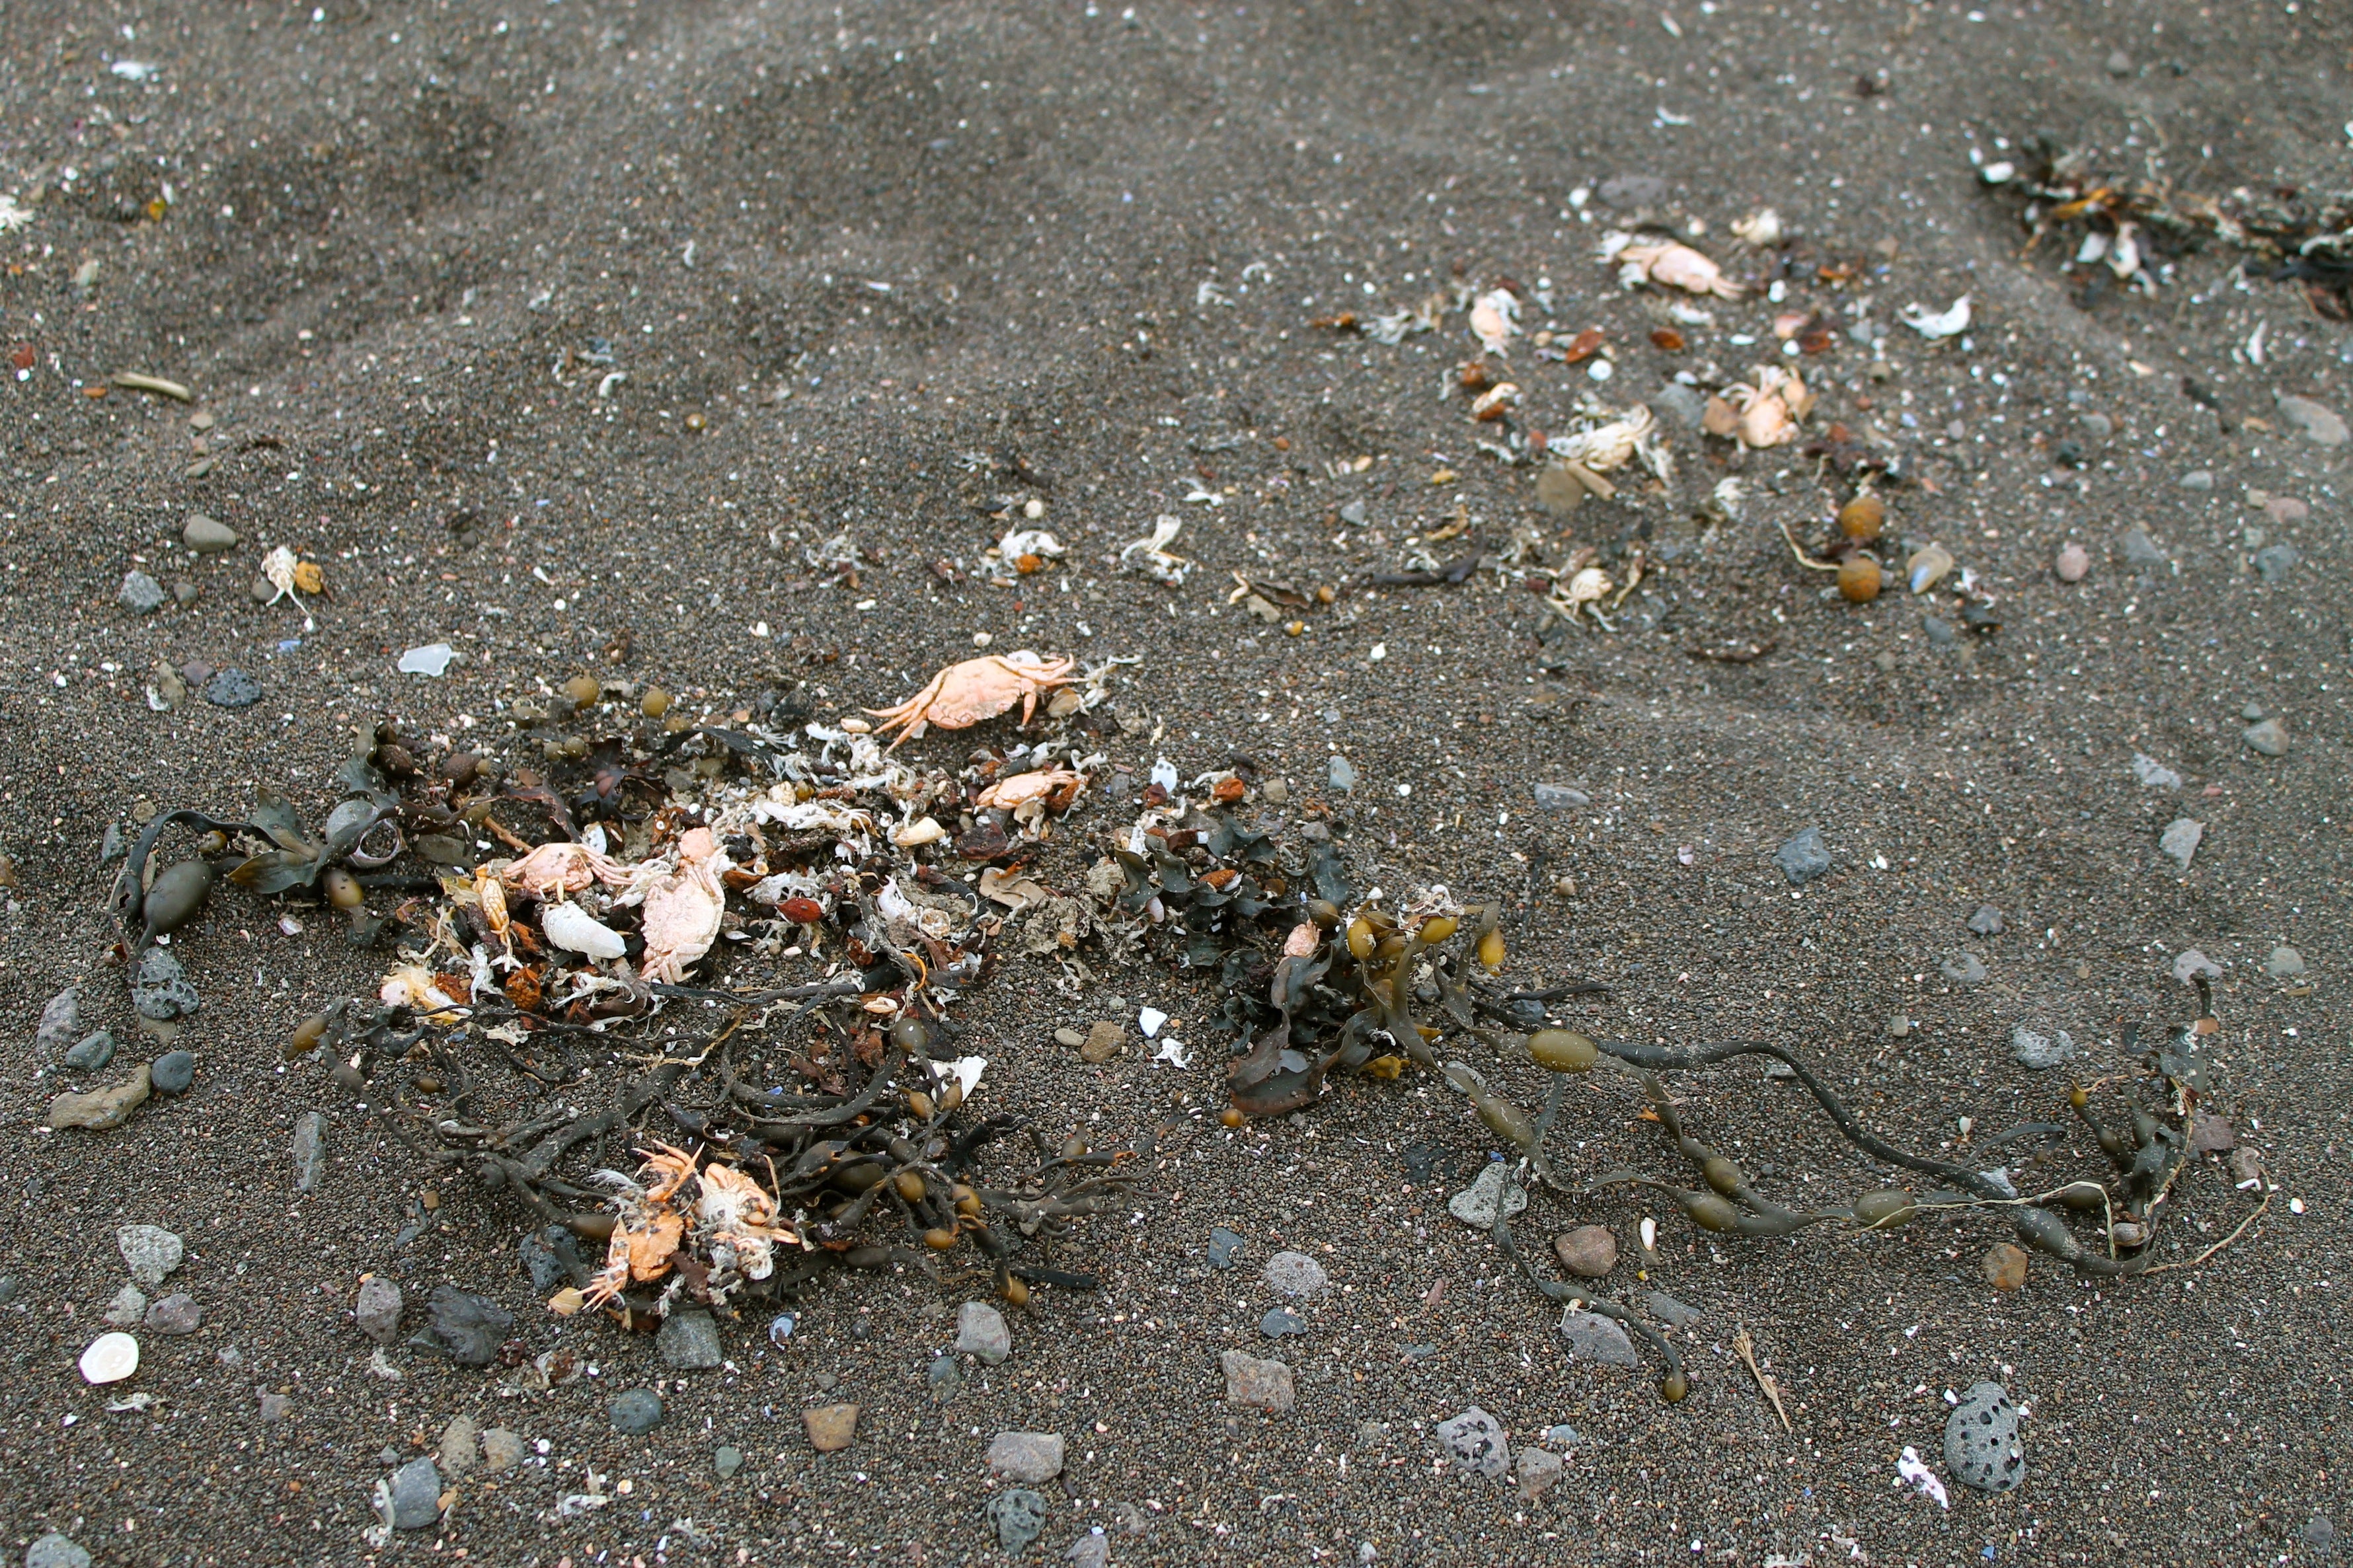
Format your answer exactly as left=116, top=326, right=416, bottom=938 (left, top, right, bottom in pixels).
left=1907, top=544, right=1955, bottom=595
left=542, top=902, right=627, bottom=961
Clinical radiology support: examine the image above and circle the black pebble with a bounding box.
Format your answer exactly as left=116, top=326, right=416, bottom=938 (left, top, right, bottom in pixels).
left=151, top=1050, right=196, bottom=1094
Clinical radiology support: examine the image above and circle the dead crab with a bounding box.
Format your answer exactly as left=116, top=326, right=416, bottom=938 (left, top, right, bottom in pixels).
left=1709, top=365, right=1815, bottom=449
left=1607, top=235, right=1744, bottom=300
left=694, top=1160, right=799, bottom=1283
left=867, top=651, right=1075, bottom=749
left=583, top=1144, right=696, bottom=1307
left=636, top=826, right=727, bottom=985
left=496, top=840, right=630, bottom=901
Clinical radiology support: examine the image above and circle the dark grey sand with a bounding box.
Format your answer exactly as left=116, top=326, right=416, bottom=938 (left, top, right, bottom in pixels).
left=1, top=1, right=2348, bottom=1563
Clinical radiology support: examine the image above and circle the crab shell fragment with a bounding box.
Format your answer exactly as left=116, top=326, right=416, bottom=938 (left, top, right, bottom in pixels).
left=974, top=767, right=1088, bottom=813
left=1616, top=241, right=1744, bottom=300
left=865, top=651, right=1076, bottom=749
left=497, top=840, right=631, bottom=901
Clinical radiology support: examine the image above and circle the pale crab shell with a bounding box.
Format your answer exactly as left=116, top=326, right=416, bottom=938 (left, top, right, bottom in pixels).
left=1617, top=241, right=1744, bottom=300
left=471, top=869, right=512, bottom=939
left=638, top=827, right=727, bottom=985
left=1468, top=289, right=1519, bottom=356
left=542, top=901, right=628, bottom=961
left=1564, top=566, right=1613, bottom=605
left=498, top=840, right=630, bottom=900
left=379, top=963, right=461, bottom=1018
left=865, top=651, right=1075, bottom=749
left=974, top=767, right=1086, bottom=812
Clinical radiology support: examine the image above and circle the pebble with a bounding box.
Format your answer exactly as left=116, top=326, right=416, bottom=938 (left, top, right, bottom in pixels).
left=1644, top=1292, right=1705, bottom=1327
left=1943, top=1382, right=2026, bottom=1493
left=170, top=578, right=199, bottom=607
left=2253, top=543, right=2301, bottom=584
left=1598, top=172, right=1670, bottom=209
left=2172, top=948, right=2222, bottom=983
left=2010, top=1025, right=2077, bottom=1071
left=1080, top=1021, right=1122, bottom=1064
left=49, top=1065, right=151, bottom=1130
left=145, top=1292, right=204, bottom=1335
left=481, top=1427, right=526, bottom=1471
left=2111, top=1220, right=2147, bottom=1249
left=955, top=1300, right=1012, bottom=1364
left=1065, top=1532, right=1111, bottom=1568
left=2243, top=718, right=2290, bottom=757
left=384, top=1458, right=442, bottom=1530
left=656, top=1310, right=723, bottom=1369
left=1887, top=1014, right=1913, bottom=1039
left=1206, top=1226, right=1245, bottom=1269
left=1533, top=783, right=1592, bottom=810
left=1982, top=1242, right=2029, bottom=1291
left=714, top=1444, right=744, bottom=1479
left=149, top=1050, right=194, bottom=1095
left=132, top=948, right=200, bottom=1022
left=518, top=1227, right=572, bottom=1294
left=1327, top=755, right=1355, bottom=792
left=2103, top=46, right=2132, bottom=75
left=1773, top=827, right=1832, bottom=885
left=1966, top=905, right=2005, bottom=936
left=24, top=1536, right=92, bottom=1568
left=1259, top=1307, right=1308, bottom=1338
left=1559, top=1308, right=1640, bottom=1366
left=2120, top=529, right=2167, bottom=568
left=1514, top=1446, right=1565, bottom=1500
left=1446, top=1160, right=1529, bottom=1228
left=2305, top=1518, right=2338, bottom=1554
left=1939, top=953, right=1988, bottom=986
left=2054, top=542, right=2089, bottom=582
left=289, top=1112, right=327, bottom=1191
left=925, top=1354, right=962, bottom=1403
left=804, top=1402, right=859, bottom=1452
left=37, top=989, right=80, bottom=1055
left=609, top=1388, right=664, bottom=1434
left=439, top=1415, right=479, bottom=1476
left=119, top=570, right=167, bottom=615
left=258, top=1392, right=292, bottom=1421
left=2178, top=469, right=2214, bottom=491
left=106, top=1285, right=150, bottom=1326
left=354, top=1277, right=405, bottom=1344
left=63, top=1031, right=116, bottom=1073
left=2131, top=753, right=2182, bottom=789
left=1921, top=615, right=1956, bottom=648
left=2276, top=394, right=2349, bottom=447
left=2267, top=946, right=2305, bottom=979
left=2188, top=1113, right=2237, bottom=1154
left=1552, top=1224, right=1617, bottom=1278
left=79, top=1331, right=139, bottom=1385
left=2077, top=410, right=2114, bottom=439
left=1434, top=1407, right=1511, bottom=1479
left=182, top=512, right=240, bottom=553
left=987, top=1431, right=1066, bottom=1482
left=1219, top=1349, right=1295, bottom=1412
left=986, top=1489, right=1050, bottom=1553
left=410, top=1285, right=513, bottom=1366
left=2159, top=818, right=2204, bottom=870
left=1262, top=1250, right=1329, bottom=1297
left=2266, top=496, right=2309, bottom=525
left=1648, top=381, right=1708, bottom=431
left=202, top=667, right=262, bottom=708
left=118, top=1224, right=184, bottom=1288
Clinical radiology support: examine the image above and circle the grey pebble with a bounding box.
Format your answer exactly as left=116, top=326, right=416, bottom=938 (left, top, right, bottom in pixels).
left=2120, top=529, right=2167, bottom=567
left=1065, top=1532, right=1111, bottom=1568
left=132, top=947, right=200, bottom=1021
left=64, top=1032, right=116, bottom=1073
left=292, top=1110, right=327, bottom=1192
left=956, top=1300, right=1011, bottom=1364
left=657, top=1309, right=723, bottom=1370
left=438, top=1415, right=479, bottom=1476
left=1206, top=1226, right=1245, bottom=1269
left=1644, top=1292, right=1705, bottom=1327
left=925, top=1353, right=961, bottom=1403
left=1326, top=755, right=1355, bottom=792
left=1943, top=1381, right=2026, bottom=1493
left=2177, top=469, right=2214, bottom=492
left=383, top=1457, right=443, bottom=1530
left=1533, top=782, right=1591, bottom=810
left=2266, top=946, right=2305, bottom=979
left=2276, top=394, right=2348, bottom=447
left=1965, top=904, right=2005, bottom=936
left=119, top=570, right=167, bottom=615
left=118, top=1224, right=184, bottom=1288
left=1434, top=1406, right=1511, bottom=1479
left=2078, top=410, right=2114, bottom=439
left=481, top=1428, right=526, bottom=1471
left=714, top=1444, right=743, bottom=1479
left=1515, top=1446, right=1564, bottom=1500
left=202, top=668, right=263, bottom=708
left=258, top=1393, right=292, bottom=1422
left=986, top=1430, right=1066, bottom=1483
left=2103, top=47, right=2132, bottom=75
left=2159, top=817, right=2204, bottom=870
left=519, top=1225, right=581, bottom=1294
left=609, top=1388, right=664, bottom=1434
left=1446, top=1160, right=1527, bottom=1228
left=2243, top=718, right=2290, bottom=757
left=106, top=1285, right=149, bottom=1326
left=354, top=1277, right=403, bottom=1343
left=1259, top=1306, right=1307, bottom=1338
left=1939, top=952, right=1988, bottom=986
left=2130, top=753, right=2182, bottom=789
left=1597, top=172, right=1670, bottom=209
left=1262, top=1250, right=1329, bottom=1297
left=1559, top=1308, right=1640, bottom=1366
left=2253, top=543, right=2301, bottom=583
left=986, top=1488, right=1050, bottom=1553
left=149, top=1050, right=194, bottom=1095
left=25, top=1535, right=93, bottom=1568
left=145, top=1292, right=204, bottom=1335
left=1338, top=500, right=1368, bottom=527
left=37, top=990, right=81, bottom=1055
left=0, top=1275, right=18, bottom=1308
left=2172, top=948, right=2222, bottom=983
left=2011, top=1025, right=2078, bottom=1071
left=182, top=513, right=240, bottom=554
left=410, top=1285, right=512, bottom=1366
left=1773, top=827, right=1832, bottom=885
left=1647, top=381, right=1707, bottom=431
left=1922, top=615, right=1956, bottom=648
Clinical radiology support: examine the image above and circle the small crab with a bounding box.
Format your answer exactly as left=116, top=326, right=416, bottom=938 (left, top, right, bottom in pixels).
left=867, top=651, right=1075, bottom=749
left=583, top=1146, right=697, bottom=1308
left=1713, top=365, right=1814, bottom=449
left=1551, top=564, right=1618, bottom=630
left=974, top=766, right=1087, bottom=813
left=496, top=840, right=630, bottom=901
left=638, top=826, right=728, bottom=985
left=695, top=1161, right=798, bottom=1282
left=1611, top=238, right=1745, bottom=300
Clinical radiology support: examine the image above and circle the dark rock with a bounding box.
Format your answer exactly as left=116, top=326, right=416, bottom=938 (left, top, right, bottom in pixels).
left=120, top=570, right=167, bottom=615
left=1259, top=1307, right=1307, bottom=1338
left=1644, top=1291, right=1704, bottom=1327
left=656, top=1310, right=723, bottom=1370
left=383, top=1457, right=443, bottom=1530
left=409, top=1285, right=513, bottom=1365
left=202, top=667, right=263, bottom=708
left=1922, top=615, right=1957, bottom=648
left=2253, top=543, right=2301, bottom=584
left=145, top=1292, right=204, bottom=1335
left=1596, top=173, right=1670, bottom=209
left=1206, top=1226, right=1245, bottom=1269
left=150, top=1050, right=195, bottom=1094
left=63, top=1031, right=116, bottom=1073
left=520, top=1226, right=584, bottom=1293
left=609, top=1388, right=664, bottom=1434
left=925, top=1353, right=961, bottom=1403
left=1773, top=827, right=1832, bottom=885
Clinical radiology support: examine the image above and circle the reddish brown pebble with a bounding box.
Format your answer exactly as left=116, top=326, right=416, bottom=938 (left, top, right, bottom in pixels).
left=1982, top=1242, right=2028, bottom=1291
left=803, top=1403, right=859, bottom=1452
left=2055, top=542, right=2089, bottom=582
left=1562, top=327, right=1605, bottom=363
left=1553, top=1224, right=1619, bottom=1278
left=1649, top=327, right=1685, bottom=351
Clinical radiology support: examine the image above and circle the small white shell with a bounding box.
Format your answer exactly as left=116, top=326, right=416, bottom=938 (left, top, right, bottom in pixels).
left=890, top=817, right=946, bottom=848
left=81, top=1331, right=140, bottom=1385
left=541, top=901, right=627, bottom=961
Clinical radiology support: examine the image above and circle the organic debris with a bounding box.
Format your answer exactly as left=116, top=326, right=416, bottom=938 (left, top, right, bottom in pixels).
left=1601, top=231, right=1745, bottom=299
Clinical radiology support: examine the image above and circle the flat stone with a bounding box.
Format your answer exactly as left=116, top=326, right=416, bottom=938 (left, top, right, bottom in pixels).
left=1559, top=1308, right=1640, bottom=1366
left=119, top=570, right=167, bottom=615
left=1219, top=1349, right=1295, bottom=1412
left=1434, top=1406, right=1511, bottom=1479
left=1982, top=1242, right=2028, bottom=1290
left=1939, top=953, right=1988, bottom=986
left=925, top=1353, right=961, bottom=1403
left=354, top=1277, right=404, bottom=1343
left=1944, top=1382, right=2026, bottom=1493
left=2119, top=528, right=2167, bottom=568
left=609, top=1388, right=664, bottom=1434
left=2188, top=1113, right=2236, bottom=1154
left=2253, top=543, right=2301, bottom=584
left=292, top=1110, right=327, bottom=1191
left=258, top=1393, right=292, bottom=1422
left=410, top=1285, right=512, bottom=1366
left=656, top=1310, right=723, bottom=1370
left=1262, top=1250, right=1329, bottom=1296
left=518, top=1226, right=581, bottom=1294
left=144, top=1292, right=203, bottom=1335
left=118, top=1224, right=184, bottom=1288
left=36, top=989, right=80, bottom=1055
left=1447, top=1160, right=1529, bottom=1228
left=2130, top=753, right=2182, bottom=789
left=2172, top=949, right=2222, bottom=983
left=2054, top=542, right=2089, bottom=582
left=2267, top=945, right=2306, bottom=979
left=2243, top=718, right=2290, bottom=757
left=104, top=1285, right=149, bottom=1326
left=1080, top=1020, right=1122, bottom=1064
left=714, top=1444, right=744, bottom=1479
left=1533, top=783, right=1592, bottom=810
left=1327, top=755, right=1355, bottom=792
left=2010, top=1025, right=2077, bottom=1071
left=383, top=1458, right=442, bottom=1530
left=1644, top=1292, right=1704, bottom=1327
left=1773, top=827, right=1832, bottom=885
left=25, top=1536, right=93, bottom=1568
left=2178, top=470, right=2214, bottom=492
left=804, top=1402, right=859, bottom=1452
left=1922, top=615, right=1956, bottom=648
left=955, top=1300, right=1011, bottom=1364
left=2276, top=394, right=2349, bottom=447
left=438, top=1415, right=479, bottom=1476
left=986, top=1489, right=1050, bottom=1553
left=183, top=512, right=240, bottom=553
left=2266, top=496, right=2310, bottom=525
left=1206, top=1226, right=1245, bottom=1269
left=49, top=1066, right=152, bottom=1130
left=481, top=1427, right=525, bottom=1471
left=149, top=1049, right=194, bottom=1095
left=202, top=667, right=262, bottom=708
left=1966, top=905, right=2005, bottom=936
left=2159, top=818, right=2204, bottom=870
left=63, top=1031, right=116, bottom=1073
left=1259, top=1306, right=1307, bottom=1338
left=986, top=1430, right=1066, bottom=1483
left=1552, top=1224, right=1618, bottom=1278
left=1515, top=1446, right=1564, bottom=1500
left=1065, top=1532, right=1110, bottom=1568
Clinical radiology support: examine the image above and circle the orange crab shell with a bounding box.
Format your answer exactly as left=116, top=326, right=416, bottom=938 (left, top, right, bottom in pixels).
left=974, top=766, right=1087, bottom=813
left=1619, top=241, right=1744, bottom=301
left=497, top=840, right=629, bottom=901
left=639, top=828, right=727, bottom=985
left=866, top=652, right=1076, bottom=749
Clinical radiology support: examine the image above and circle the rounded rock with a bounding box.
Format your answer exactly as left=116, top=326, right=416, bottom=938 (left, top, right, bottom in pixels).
left=79, top=1331, right=140, bottom=1384
left=26, top=1535, right=93, bottom=1568
left=1552, top=1224, right=1619, bottom=1278
left=149, top=1050, right=196, bottom=1095
left=1944, top=1381, right=2026, bottom=1493
left=1262, top=1250, right=1329, bottom=1298
left=2054, top=542, right=2090, bottom=582
left=1982, top=1242, right=2029, bottom=1291
left=609, top=1388, right=664, bottom=1434
left=182, top=513, right=241, bottom=554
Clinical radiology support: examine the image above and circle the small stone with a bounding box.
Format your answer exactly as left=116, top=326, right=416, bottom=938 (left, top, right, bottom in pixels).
left=1259, top=1306, right=1307, bottom=1338
left=1054, top=1026, right=1086, bottom=1049
left=2054, top=542, right=2089, bottom=582
left=182, top=512, right=240, bottom=553
left=1644, top=1292, right=1704, bottom=1327
left=2230, top=1147, right=2264, bottom=1187
left=2078, top=410, right=2114, bottom=438
left=1262, top=1250, right=1329, bottom=1297
left=410, top=1285, right=513, bottom=1366
left=292, top=1111, right=328, bottom=1192
left=170, top=579, right=200, bottom=607
left=354, top=1278, right=405, bottom=1344
left=118, top=1224, right=184, bottom=1288
left=987, top=1430, right=1066, bottom=1483
left=986, top=1489, right=1051, bottom=1553
left=518, top=1226, right=576, bottom=1294
left=2276, top=394, right=2349, bottom=447
left=439, top=1415, right=479, bottom=1476
left=2177, top=469, right=2214, bottom=492
left=2253, top=543, right=2301, bottom=584
left=2159, top=818, right=2204, bottom=870
left=1219, top=1349, right=1295, bottom=1412
left=105, top=1285, right=149, bottom=1326
left=258, top=1393, right=292, bottom=1422
left=1773, top=827, right=1832, bottom=885
left=1921, top=615, right=1956, bottom=648
left=656, top=1310, right=723, bottom=1370
left=1596, top=172, right=1670, bottom=209
left=1648, top=381, right=1708, bottom=431
left=2266, top=496, right=2309, bottom=525
left=144, top=1292, right=203, bottom=1335
left=1887, top=1014, right=1913, bottom=1039
left=1966, top=905, right=2005, bottom=936
left=1939, top=953, right=1988, bottom=986
left=49, top=1066, right=152, bottom=1131
left=1064, top=1532, right=1111, bottom=1568
left=119, top=570, right=167, bottom=615
left=1542, top=1423, right=1584, bottom=1449
left=1327, top=755, right=1355, bottom=792
left=1206, top=1226, right=1246, bottom=1269
left=955, top=1300, right=1012, bottom=1364
left=2171, top=949, right=2222, bottom=983
left=1533, top=783, right=1592, bottom=810
left=804, top=1402, right=859, bottom=1452
left=481, top=1427, right=525, bottom=1471
left=925, top=1353, right=962, bottom=1403
left=1080, top=1021, right=1122, bottom=1064
left=1514, top=1446, right=1564, bottom=1500
left=2303, top=1518, right=2338, bottom=1553
left=2103, top=46, right=2132, bottom=75
left=149, top=1049, right=194, bottom=1095
left=202, top=667, right=262, bottom=708
left=2130, top=753, right=2182, bottom=789
left=132, top=947, right=200, bottom=1021
left=1447, top=1160, right=1529, bottom=1228
left=24, top=1536, right=93, bottom=1568
left=2266, top=946, right=2305, bottom=979
left=1551, top=1224, right=1618, bottom=1279
left=1434, top=1406, right=1511, bottom=1479
left=383, top=1458, right=442, bottom=1530
left=37, top=989, right=80, bottom=1055
left=2188, top=1113, right=2235, bottom=1154
left=1535, top=465, right=1585, bottom=517
left=2243, top=702, right=2266, bottom=722
left=63, top=1031, right=116, bottom=1073
left=78, top=1331, right=140, bottom=1384
left=1559, top=1308, right=1640, bottom=1366
left=609, top=1388, right=664, bottom=1434
left=714, top=1444, right=744, bottom=1479
left=2010, top=1025, right=2077, bottom=1071
left=1943, top=1381, right=2026, bottom=1493
left=1982, top=1243, right=2028, bottom=1291
left=2119, top=529, right=2167, bottom=567
left=2243, top=718, right=2289, bottom=757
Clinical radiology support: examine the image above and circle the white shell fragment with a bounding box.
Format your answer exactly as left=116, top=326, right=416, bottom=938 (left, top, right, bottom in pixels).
left=81, top=1331, right=141, bottom=1385
left=890, top=817, right=946, bottom=848
left=541, top=902, right=628, bottom=961
left=928, top=1055, right=987, bottom=1101
left=1897, top=1446, right=1951, bottom=1509
left=397, top=643, right=457, bottom=677
left=1900, top=295, right=1972, bottom=338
